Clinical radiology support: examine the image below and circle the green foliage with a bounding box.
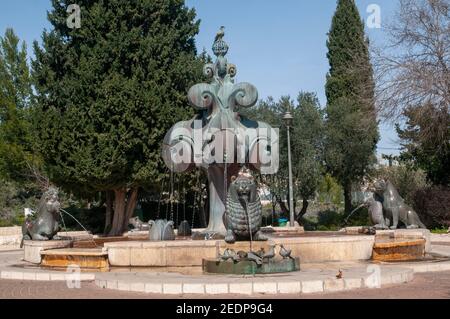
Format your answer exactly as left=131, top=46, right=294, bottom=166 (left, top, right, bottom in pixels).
left=0, top=28, right=36, bottom=182
left=0, top=179, right=41, bottom=226
left=291, top=92, right=324, bottom=203
left=431, top=227, right=449, bottom=234
left=61, top=205, right=106, bottom=234
left=324, top=0, right=379, bottom=212
left=242, top=93, right=324, bottom=218
left=396, top=105, right=450, bottom=186
left=32, top=0, right=203, bottom=194
left=301, top=207, right=369, bottom=231
left=317, top=174, right=344, bottom=206
left=413, top=186, right=450, bottom=229
left=374, top=165, right=428, bottom=205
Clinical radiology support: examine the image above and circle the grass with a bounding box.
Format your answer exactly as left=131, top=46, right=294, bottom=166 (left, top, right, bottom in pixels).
left=431, top=227, right=449, bottom=234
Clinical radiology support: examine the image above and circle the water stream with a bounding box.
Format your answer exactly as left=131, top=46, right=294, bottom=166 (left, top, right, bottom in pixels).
left=59, top=208, right=98, bottom=247
left=343, top=203, right=366, bottom=225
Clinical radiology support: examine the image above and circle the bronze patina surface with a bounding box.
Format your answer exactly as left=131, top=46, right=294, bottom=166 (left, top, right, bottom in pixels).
left=202, top=257, right=300, bottom=275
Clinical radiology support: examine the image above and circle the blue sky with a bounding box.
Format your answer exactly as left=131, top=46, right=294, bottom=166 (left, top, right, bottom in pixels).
left=0, top=0, right=401, bottom=155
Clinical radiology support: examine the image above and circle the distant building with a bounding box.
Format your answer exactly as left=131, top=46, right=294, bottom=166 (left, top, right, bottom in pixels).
left=375, top=154, right=399, bottom=168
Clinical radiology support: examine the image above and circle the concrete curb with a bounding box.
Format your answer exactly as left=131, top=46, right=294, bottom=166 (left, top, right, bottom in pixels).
left=93, top=267, right=413, bottom=295
left=0, top=269, right=95, bottom=281
left=400, top=260, right=450, bottom=273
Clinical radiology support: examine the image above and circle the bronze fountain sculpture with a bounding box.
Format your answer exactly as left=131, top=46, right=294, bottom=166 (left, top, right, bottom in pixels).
left=162, top=27, right=278, bottom=240
left=21, top=187, right=62, bottom=247
left=367, top=179, right=426, bottom=229
left=162, top=28, right=299, bottom=274
left=224, top=167, right=267, bottom=244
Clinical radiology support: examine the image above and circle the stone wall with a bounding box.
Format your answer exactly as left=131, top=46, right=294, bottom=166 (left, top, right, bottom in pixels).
left=0, top=226, right=22, bottom=250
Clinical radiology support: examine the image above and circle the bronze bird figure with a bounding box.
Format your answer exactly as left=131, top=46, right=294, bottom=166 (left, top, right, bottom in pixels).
left=262, top=244, right=276, bottom=262
left=336, top=269, right=343, bottom=279
left=279, top=244, right=294, bottom=260
left=219, top=248, right=239, bottom=262
left=247, top=251, right=263, bottom=266
left=255, top=247, right=265, bottom=258
left=237, top=250, right=248, bottom=260
left=215, top=26, right=225, bottom=42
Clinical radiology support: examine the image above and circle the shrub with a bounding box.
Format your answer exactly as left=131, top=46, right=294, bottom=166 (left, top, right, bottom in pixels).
left=374, top=165, right=428, bottom=205
left=301, top=206, right=369, bottom=231
left=0, top=179, right=41, bottom=226
left=61, top=206, right=106, bottom=235
left=413, top=186, right=450, bottom=229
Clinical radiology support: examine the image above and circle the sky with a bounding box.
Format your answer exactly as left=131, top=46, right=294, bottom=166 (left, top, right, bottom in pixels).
left=0, top=0, right=402, bottom=156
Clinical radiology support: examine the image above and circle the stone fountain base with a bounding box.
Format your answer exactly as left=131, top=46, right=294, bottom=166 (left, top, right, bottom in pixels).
left=104, top=233, right=374, bottom=267
left=371, top=229, right=430, bottom=262
left=23, top=240, right=73, bottom=264
left=40, top=248, right=109, bottom=271
left=372, top=239, right=426, bottom=262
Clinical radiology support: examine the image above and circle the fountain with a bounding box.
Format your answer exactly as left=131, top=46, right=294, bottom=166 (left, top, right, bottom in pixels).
left=18, top=30, right=432, bottom=277
left=160, top=27, right=301, bottom=273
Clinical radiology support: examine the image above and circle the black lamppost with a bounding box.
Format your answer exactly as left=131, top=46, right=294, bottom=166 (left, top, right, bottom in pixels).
left=283, top=109, right=295, bottom=227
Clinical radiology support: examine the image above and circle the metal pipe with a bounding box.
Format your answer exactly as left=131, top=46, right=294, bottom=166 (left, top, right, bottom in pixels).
left=287, top=126, right=295, bottom=227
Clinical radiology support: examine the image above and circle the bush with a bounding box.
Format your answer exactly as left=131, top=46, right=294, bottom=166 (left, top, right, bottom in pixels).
left=301, top=206, right=370, bottom=231
left=413, top=186, right=450, bottom=229
left=374, top=165, right=428, bottom=205
left=0, top=179, right=41, bottom=226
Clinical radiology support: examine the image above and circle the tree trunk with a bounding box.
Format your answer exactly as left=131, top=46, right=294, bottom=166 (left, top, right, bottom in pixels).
left=276, top=195, right=289, bottom=217
left=296, top=198, right=309, bottom=224
left=199, top=185, right=208, bottom=228
left=122, top=187, right=139, bottom=231
left=343, top=182, right=353, bottom=214
left=109, top=188, right=127, bottom=236
left=103, top=190, right=114, bottom=235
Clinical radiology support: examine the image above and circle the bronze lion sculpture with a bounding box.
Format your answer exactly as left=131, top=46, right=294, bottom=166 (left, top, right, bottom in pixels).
left=224, top=169, right=267, bottom=244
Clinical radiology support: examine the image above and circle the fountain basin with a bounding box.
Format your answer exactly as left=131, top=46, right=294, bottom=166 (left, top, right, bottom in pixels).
left=23, top=240, right=73, bottom=264
left=104, top=233, right=374, bottom=267
left=372, top=238, right=426, bottom=262
left=40, top=248, right=109, bottom=271
left=202, top=257, right=300, bottom=275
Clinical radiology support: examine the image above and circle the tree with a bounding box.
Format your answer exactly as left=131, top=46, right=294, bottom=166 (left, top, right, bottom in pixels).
left=324, top=0, right=379, bottom=213
left=374, top=0, right=450, bottom=186
left=375, top=0, right=449, bottom=120
left=32, top=0, right=203, bottom=235
left=241, top=94, right=325, bottom=222
left=0, top=28, right=35, bottom=182
left=291, top=92, right=324, bottom=220
left=396, top=104, right=450, bottom=185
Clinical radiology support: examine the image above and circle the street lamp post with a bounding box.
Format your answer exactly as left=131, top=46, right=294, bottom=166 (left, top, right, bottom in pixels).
left=283, top=110, right=295, bottom=227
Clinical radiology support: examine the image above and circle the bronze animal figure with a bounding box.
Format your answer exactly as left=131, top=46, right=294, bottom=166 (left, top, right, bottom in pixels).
left=372, top=179, right=426, bottom=229
left=224, top=169, right=267, bottom=244
left=21, top=188, right=61, bottom=247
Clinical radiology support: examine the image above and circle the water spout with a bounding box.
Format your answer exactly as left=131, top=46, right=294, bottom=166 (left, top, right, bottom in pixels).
left=343, top=203, right=366, bottom=225
left=59, top=208, right=98, bottom=247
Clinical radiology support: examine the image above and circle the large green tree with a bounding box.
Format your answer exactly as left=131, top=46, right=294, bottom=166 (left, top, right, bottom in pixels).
left=291, top=92, right=323, bottom=219
left=324, top=0, right=379, bottom=213
left=396, top=104, right=450, bottom=186
left=0, top=28, right=35, bottom=182
left=32, top=0, right=203, bottom=235
left=241, top=93, right=324, bottom=222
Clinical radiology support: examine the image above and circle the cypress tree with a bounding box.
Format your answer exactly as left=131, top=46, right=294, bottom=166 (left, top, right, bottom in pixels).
left=32, top=0, right=203, bottom=235
left=0, top=28, right=34, bottom=182
left=324, top=0, right=379, bottom=213
left=292, top=92, right=324, bottom=220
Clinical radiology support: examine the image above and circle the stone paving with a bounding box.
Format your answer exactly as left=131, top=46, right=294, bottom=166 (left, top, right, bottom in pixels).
left=1, top=271, right=450, bottom=299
